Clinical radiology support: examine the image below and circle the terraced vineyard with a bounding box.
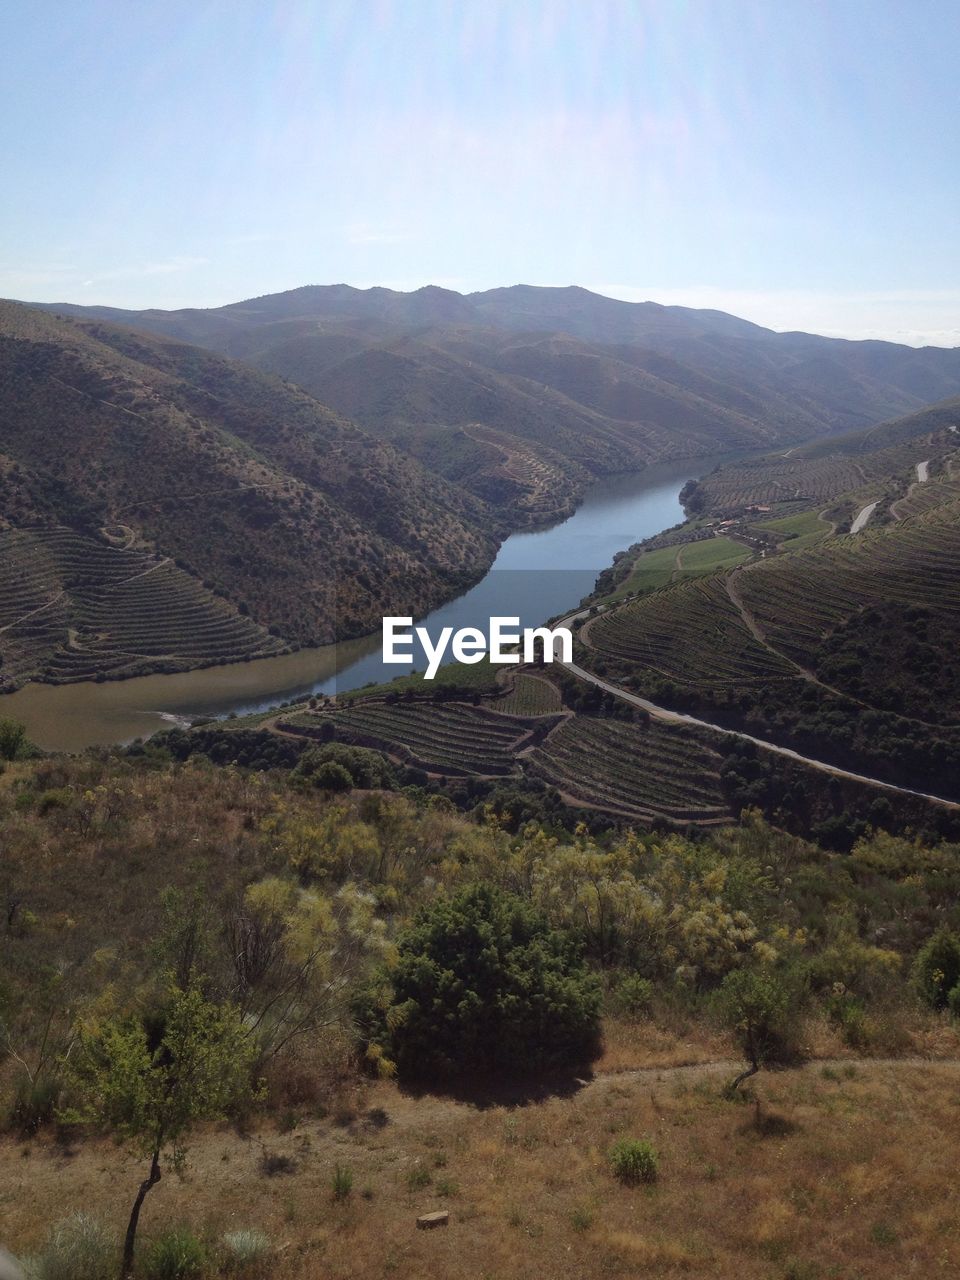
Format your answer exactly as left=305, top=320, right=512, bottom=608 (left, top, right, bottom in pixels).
left=528, top=715, right=731, bottom=824
left=586, top=575, right=795, bottom=689
left=488, top=673, right=562, bottom=715
left=688, top=438, right=942, bottom=517
left=737, top=496, right=960, bottom=680
left=279, top=700, right=556, bottom=775
left=0, top=526, right=284, bottom=689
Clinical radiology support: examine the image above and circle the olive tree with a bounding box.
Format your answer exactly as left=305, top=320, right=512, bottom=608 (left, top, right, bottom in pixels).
left=64, top=985, right=255, bottom=1278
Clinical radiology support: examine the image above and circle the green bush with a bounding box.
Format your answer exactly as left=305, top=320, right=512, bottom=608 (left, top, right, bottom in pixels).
left=357, top=884, right=600, bottom=1079
left=946, top=984, right=960, bottom=1018
left=19, top=1213, right=115, bottom=1280
left=913, top=928, right=960, bottom=1010
left=311, top=760, right=354, bottom=792
left=609, top=1138, right=659, bottom=1185
left=141, top=1227, right=207, bottom=1280
left=610, top=974, right=654, bottom=1019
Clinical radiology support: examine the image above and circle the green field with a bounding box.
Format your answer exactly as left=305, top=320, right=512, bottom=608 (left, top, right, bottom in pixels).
left=676, top=535, right=752, bottom=572
left=610, top=544, right=679, bottom=598
left=756, top=508, right=832, bottom=550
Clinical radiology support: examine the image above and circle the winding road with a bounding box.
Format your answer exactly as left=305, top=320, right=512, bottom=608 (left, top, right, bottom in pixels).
left=552, top=609, right=959, bottom=811
left=850, top=500, right=878, bottom=533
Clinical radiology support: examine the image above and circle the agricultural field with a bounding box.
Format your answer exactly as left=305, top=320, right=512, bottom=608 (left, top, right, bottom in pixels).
left=580, top=490, right=960, bottom=796
left=686, top=436, right=946, bottom=519
left=279, top=699, right=554, bottom=776
left=586, top=575, right=796, bottom=688
left=676, top=535, right=752, bottom=573
left=606, top=544, right=680, bottom=599
left=488, top=672, right=562, bottom=715
left=529, top=714, right=731, bottom=824
left=754, top=508, right=832, bottom=550
left=0, top=526, right=284, bottom=690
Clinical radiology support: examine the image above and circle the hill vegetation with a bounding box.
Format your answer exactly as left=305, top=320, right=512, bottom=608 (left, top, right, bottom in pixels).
left=30, top=284, right=960, bottom=524
left=0, top=301, right=496, bottom=686
left=582, top=408, right=960, bottom=801
left=3, top=748, right=960, bottom=1277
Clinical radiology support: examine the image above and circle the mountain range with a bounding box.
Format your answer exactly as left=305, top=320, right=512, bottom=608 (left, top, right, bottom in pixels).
left=3, top=283, right=960, bottom=687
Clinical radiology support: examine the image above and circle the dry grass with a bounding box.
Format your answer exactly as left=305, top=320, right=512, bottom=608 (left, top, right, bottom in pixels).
left=4, top=1057, right=960, bottom=1279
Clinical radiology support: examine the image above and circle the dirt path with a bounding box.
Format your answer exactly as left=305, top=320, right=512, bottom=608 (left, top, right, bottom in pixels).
left=0, top=591, right=65, bottom=635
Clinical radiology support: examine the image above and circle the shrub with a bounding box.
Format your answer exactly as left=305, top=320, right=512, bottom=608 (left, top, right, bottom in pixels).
left=357, top=884, right=600, bottom=1079
left=947, top=984, right=960, bottom=1018
left=311, top=761, right=354, bottom=792
left=221, top=1229, right=271, bottom=1272
left=609, top=1138, right=659, bottom=1185
left=9, top=1073, right=60, bottom=1135
left=331, top=1164, right=353, bottom=1201
left=610, top=974, right=654, bottom=1019
left=913, top=928, right=960, bottom=1010
left=141, top=1227, right=207, bottom=1280
left=20, top=1213, right=115, bottom=1280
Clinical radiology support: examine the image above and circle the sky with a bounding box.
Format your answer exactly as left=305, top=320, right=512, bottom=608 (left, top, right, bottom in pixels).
left=2, top=0, right=959, bottom=346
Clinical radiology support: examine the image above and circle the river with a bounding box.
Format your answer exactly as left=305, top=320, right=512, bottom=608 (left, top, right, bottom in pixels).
left=0, top=455, right=716, bottom=751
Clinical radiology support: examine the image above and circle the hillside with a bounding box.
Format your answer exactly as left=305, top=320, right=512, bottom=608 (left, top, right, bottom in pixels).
left=0, top=302, right=496, bottom=687
left=3, top=749, right=960, bottom=1279
left=580, top=411, right=960, bottom=800
left=28, top=284, right=960, bottom=519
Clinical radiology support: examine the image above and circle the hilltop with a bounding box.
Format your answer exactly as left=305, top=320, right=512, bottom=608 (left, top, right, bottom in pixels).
left=28, top=284, right=960, bottom=522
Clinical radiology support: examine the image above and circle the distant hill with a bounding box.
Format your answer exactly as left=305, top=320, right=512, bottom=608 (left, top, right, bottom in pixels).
left=29, top=284, right=960, bottom=515
left=0, top=302, right=496, bottom=686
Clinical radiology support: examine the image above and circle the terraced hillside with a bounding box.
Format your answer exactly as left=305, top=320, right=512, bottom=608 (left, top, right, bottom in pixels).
left=278, top=700, right=557, bottom=776
left=584, top=478, right=960, bottom=797
left=0, top=527, right=283, bottom=690
left=686, top=431, right=954, bottom=519
left=528, top=714, right=731, bottom=824
left=0, top=301, right=496, bottom=683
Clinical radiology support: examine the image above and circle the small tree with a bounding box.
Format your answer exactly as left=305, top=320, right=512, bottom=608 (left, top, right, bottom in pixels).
left=716, top=966, right=804, bottom=1091
left=0, top=717, right=26, bottom=761
left=64, top=985, right=255, bottom=1278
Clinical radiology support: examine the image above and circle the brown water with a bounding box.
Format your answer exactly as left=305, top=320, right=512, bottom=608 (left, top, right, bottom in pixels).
left=0, top=456, right=725, bottom=751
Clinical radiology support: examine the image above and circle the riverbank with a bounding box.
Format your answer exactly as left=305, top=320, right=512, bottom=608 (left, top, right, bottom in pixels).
left=0, top=456, right=731, bottom=751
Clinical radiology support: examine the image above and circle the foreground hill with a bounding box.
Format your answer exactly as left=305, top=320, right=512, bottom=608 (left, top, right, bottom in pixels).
left=3, top=750, right=960, bottom=1278
left=29, top=284, right=960, bottom=515
left=0, top=302, right=496, bottom=686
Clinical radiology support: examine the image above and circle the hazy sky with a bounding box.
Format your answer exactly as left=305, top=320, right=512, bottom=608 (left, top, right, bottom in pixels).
left=3, top=0, right=958, bottom=345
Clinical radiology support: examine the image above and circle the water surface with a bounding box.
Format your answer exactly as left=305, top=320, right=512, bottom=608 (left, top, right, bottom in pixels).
left=1, top=456, right=717, bottom=751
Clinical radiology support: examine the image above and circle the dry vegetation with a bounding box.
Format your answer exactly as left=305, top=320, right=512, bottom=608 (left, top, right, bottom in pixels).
left=5, top=1057, right=960, bottom=1279
left=3, top=741, right=960, bottom=1276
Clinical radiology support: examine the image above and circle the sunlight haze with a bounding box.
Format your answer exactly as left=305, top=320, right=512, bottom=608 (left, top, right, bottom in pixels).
left=2, top=0, right=959, bottom=344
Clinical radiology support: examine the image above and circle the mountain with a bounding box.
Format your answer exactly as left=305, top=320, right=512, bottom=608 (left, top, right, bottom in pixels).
left=29, top=285, right=960, bottom=519
left=0, top=301, right=496, bottom=688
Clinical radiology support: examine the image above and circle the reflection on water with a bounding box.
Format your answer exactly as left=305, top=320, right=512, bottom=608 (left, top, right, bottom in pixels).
left=0, top=456, right=718, bottom=751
